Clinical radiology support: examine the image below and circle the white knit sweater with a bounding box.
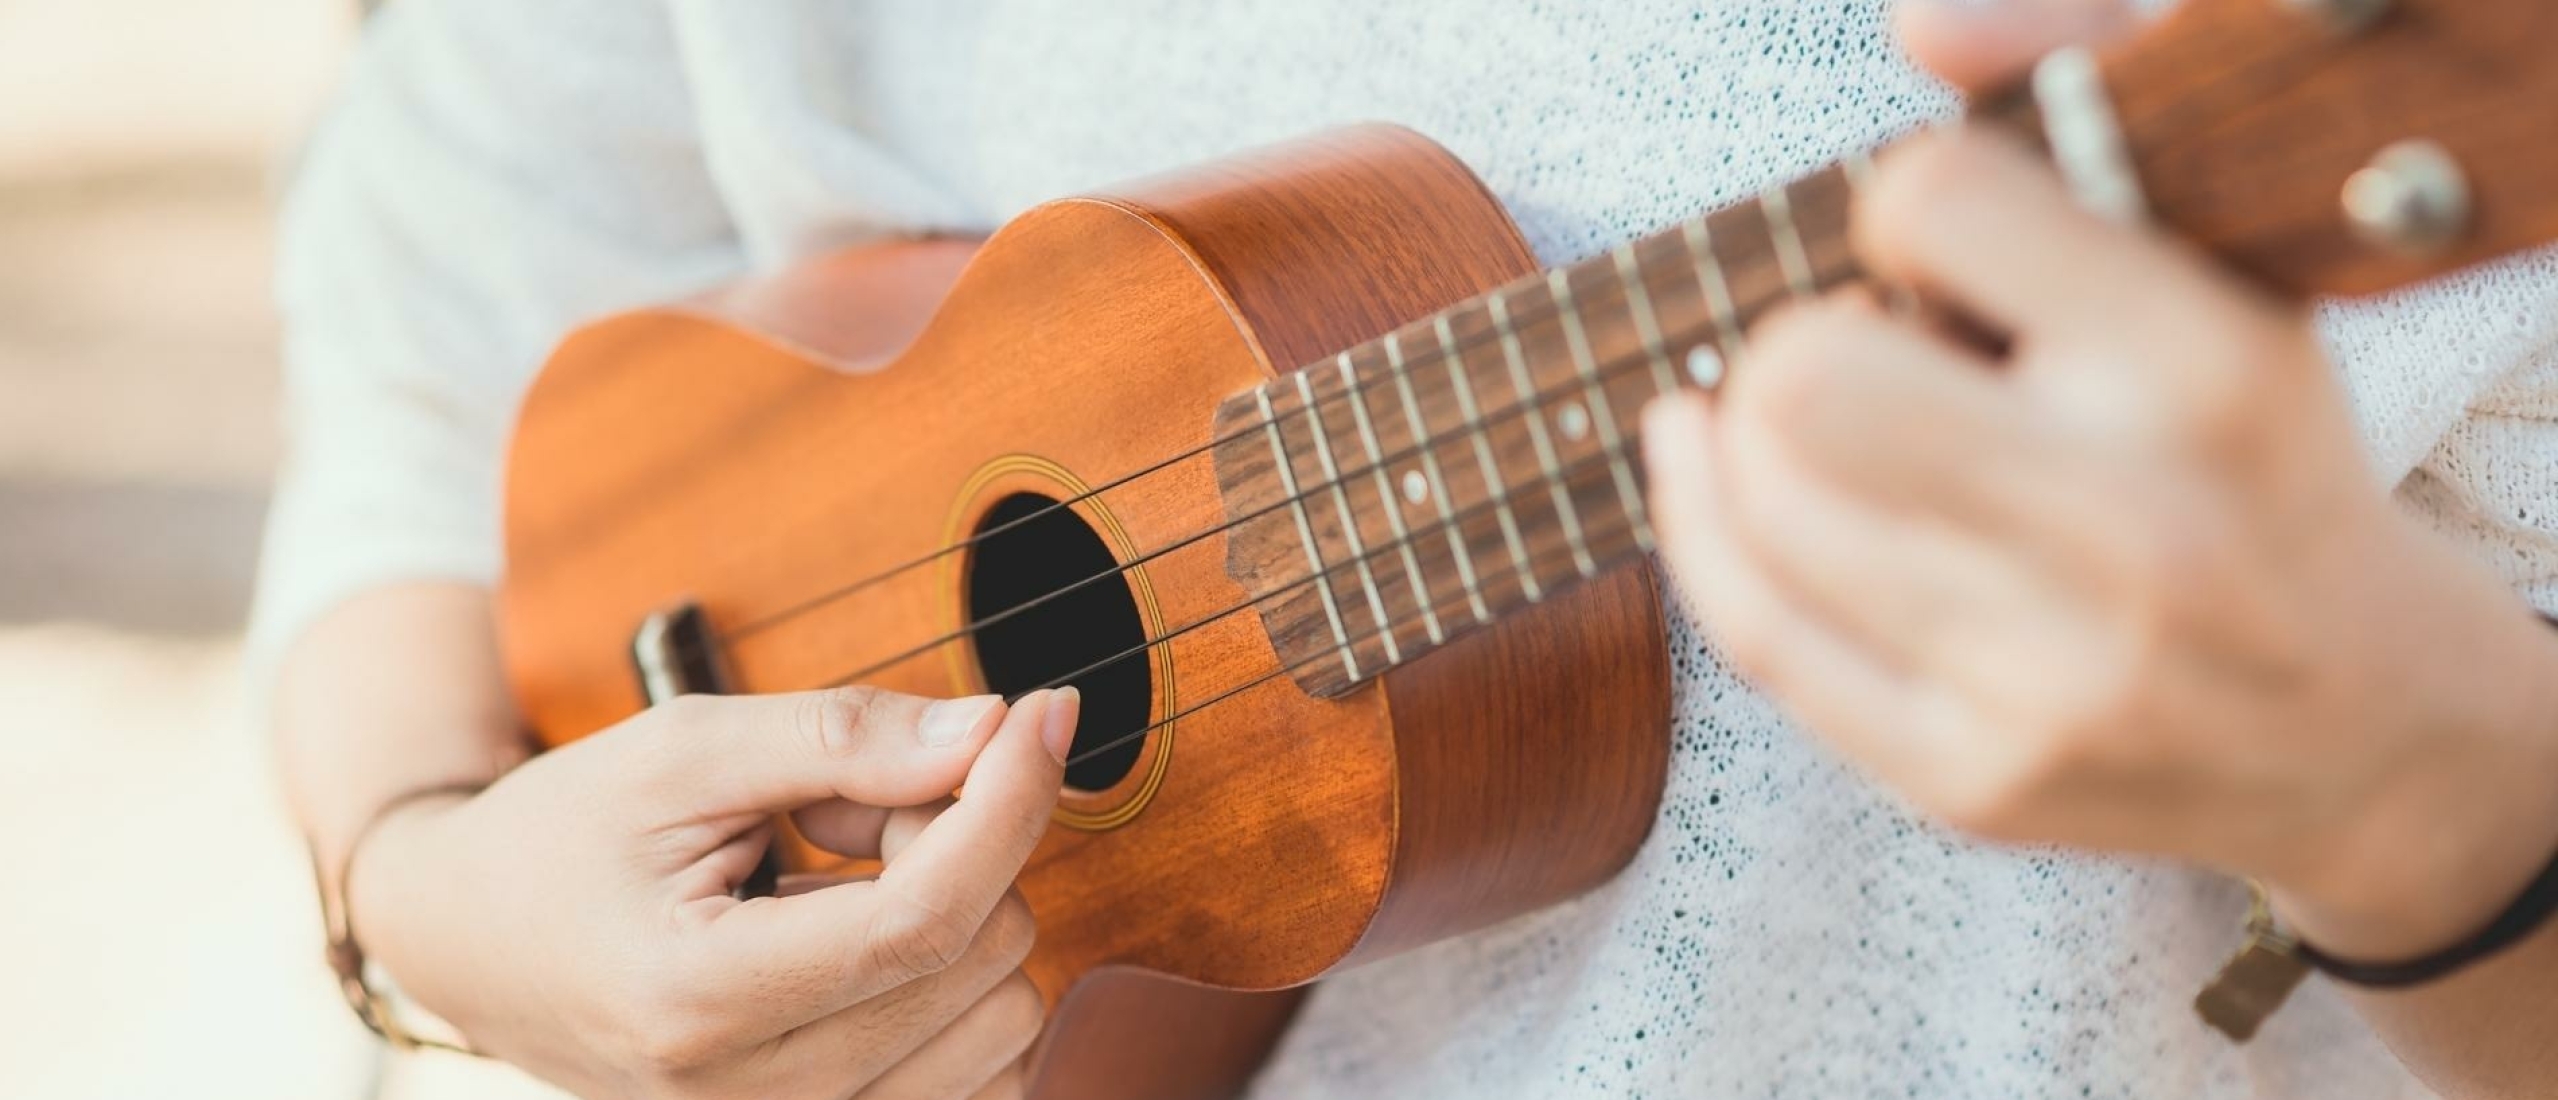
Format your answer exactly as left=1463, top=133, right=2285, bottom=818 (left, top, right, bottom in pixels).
left=254, top=2, right=2558, bottom=1096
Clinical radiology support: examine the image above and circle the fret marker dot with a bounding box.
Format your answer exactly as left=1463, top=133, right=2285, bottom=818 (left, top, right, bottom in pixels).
left=1557, top=401, right=1592, bottom=442
left=1401, top=469, right=1430, bottom=505
left=1686, top=345, right=1728, bottom=388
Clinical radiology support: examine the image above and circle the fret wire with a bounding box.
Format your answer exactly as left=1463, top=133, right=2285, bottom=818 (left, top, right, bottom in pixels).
left=1056, top=440, right=1650, bottom=767
left=758, top=147, right=1888, bottom=667
left=961, top=335, right=1675, bottom=709
left=1763, top=182, right=1818, bottom=299
left=1546, top=269, right=1655, bottom=553
left=1292, top=371, right=1402, bottom=666
left=1255, top=386, right=1360, bottom=681
left=1613, top=241, right=1684, bottom=399
left=1385, top=332, right=1489, bottom=624
left=1488, top=288, right=1599, bottom=580
left=1680, top=217, right=1747, bottom=364
left=1437, top=313, right=1544, bottom=603
left=1336, top=351, right=1444, bottom=645
left=821, top=291, right=1750, bottom=695
left=733, top=154, right=1876, bottom=646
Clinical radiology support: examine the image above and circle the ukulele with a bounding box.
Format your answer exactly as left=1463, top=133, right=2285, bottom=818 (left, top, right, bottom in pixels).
left=497, top=1, right=2558, bottom=1096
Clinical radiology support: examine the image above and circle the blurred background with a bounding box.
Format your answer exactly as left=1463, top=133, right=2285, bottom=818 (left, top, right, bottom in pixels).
left=0, top=2, right=548, bottom=1096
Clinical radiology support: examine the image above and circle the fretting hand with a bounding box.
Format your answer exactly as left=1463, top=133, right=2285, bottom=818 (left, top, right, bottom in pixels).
left=349, top=685, right=1078, bottom=1100
left=1641, top=2, right=2558, bottom=964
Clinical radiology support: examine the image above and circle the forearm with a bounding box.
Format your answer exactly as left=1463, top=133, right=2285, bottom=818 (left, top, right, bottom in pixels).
left=276, top=581, right=528, bottom=895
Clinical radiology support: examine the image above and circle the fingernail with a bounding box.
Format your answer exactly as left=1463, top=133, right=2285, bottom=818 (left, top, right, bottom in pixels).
left=1040, top=687, right=1081, bottom=765
left=919, top=694, right=1002, bottom=748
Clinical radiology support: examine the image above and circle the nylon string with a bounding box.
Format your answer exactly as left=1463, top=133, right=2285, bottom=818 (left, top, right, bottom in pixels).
left=801, top=290, right=1748, bottom=692
left=720, top=199, right=1788, bottom=644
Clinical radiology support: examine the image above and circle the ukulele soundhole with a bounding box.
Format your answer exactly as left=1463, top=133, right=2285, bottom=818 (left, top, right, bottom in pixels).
left=965, top=492, right=1152, bottom=793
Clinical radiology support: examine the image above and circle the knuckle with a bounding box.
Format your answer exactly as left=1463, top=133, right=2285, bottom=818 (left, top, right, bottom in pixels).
left=1735, top=309, right=1856, bottom=430
left=983, top=891, right=1040, bottom=969
left=2168, top=369, right=2259, bottom=451
left=2176, top=325, right=2300, bottom=449
left=807, top=685, right=889, bottom=759
left=1859, top=132, right=1981, bottom=253
left=618, top=962, right=749, bottom=1079
left=988, top=972, right=1048, bottom=1049
left=2106, top=510, right=2222, bottom=639
left=626, top=1013, right=722, bottom=1080
left=2003, top=675, right=2139, bottom=804
left=870, top=896, right=975, bottom=980
left=1709, top=604, right=1786, bottom=686
left=1932, top=749, right=2046, bottom=843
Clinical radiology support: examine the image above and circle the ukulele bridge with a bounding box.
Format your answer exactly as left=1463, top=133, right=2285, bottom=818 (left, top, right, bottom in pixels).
left=631, top=602, right=729, bottom=702
left=631, top=602, right=779, bottom=898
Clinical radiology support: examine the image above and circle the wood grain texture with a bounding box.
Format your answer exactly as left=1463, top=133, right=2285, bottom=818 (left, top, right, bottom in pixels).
left=1108, top=125, right=1676, bottom=975
left=2097, top=0, right=2558, bottom=297
left=498, top=126, right=1670, bottom=1100
left=1210, top=165, right=1855, bottom=701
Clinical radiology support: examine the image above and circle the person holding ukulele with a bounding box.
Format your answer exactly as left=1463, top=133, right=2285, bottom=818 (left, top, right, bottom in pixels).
left=264, top=0, right=2558, bottom=1096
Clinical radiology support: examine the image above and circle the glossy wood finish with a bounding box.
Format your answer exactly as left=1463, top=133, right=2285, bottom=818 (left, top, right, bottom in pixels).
left=1082, top=129, right=1675, bottom=973
left=1208, top=165, right=1859, bottom=702
left=499, top=126, right=1670, bottom=1099
left=2098, top=0, right=2558, bottom=297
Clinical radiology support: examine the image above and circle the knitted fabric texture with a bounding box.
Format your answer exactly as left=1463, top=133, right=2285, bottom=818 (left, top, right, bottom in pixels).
left=257, top=2, right=2555, bottom=1096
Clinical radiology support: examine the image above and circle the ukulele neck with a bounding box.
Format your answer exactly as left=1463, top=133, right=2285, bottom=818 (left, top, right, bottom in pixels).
left=1217, top=0, right=2558, bottom=697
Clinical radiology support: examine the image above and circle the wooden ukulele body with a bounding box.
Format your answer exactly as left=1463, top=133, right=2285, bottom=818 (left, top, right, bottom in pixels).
left=498, top=126, right=1671, bottom=1099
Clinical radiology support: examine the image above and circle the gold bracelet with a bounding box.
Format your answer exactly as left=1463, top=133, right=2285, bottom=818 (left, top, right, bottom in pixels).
left=311, top=781, right=491, bottom=1056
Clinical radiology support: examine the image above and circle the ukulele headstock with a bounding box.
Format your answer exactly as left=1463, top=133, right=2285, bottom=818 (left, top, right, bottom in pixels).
left=2071, top=0, right=2558, bottom=297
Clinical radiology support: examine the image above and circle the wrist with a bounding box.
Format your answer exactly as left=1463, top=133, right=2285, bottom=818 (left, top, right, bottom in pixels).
left=2270, top=599, right=2558, bottom=961
left=340, top=788, right=481, bottom=1030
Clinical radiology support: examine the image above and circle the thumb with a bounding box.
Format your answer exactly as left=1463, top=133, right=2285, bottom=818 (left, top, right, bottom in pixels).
left=617, top=687, right=1009, bottom=828
left=1896, top=0, right=2139, bottom=95
left=692, top=688, right=1076, bottom=1015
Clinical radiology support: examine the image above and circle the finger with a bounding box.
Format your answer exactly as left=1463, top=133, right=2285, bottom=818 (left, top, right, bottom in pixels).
left=791, top=799, right=891, bottom=860
left=1852, top=127, right=2272, bottom=360
left=1642, top=394, right=1966, bottom=790
left=691, top=690, right=1071, bottom=1018
left=678, top=819, right=780, bottom=900
left=1736, top=298, right=2135, bottom=578
left=1895, top=0, right=2137, bottom=94
left=1720, top=350, right=2045, bottom=689
left=790, top=796, right=947, bottom=861
left=752, top=891, right=1036, bottom=1082
left=627, top=687, right=1006, bottom=829
left=882, top=800, right=948, bottom=863
left=851, top=971, right=1046, bottom=1100
left=866, top=686, right=1072, bottom=956
left=773, top=872, right=873, bottom=897
left=966, top=1060, right=1028, bottom=1100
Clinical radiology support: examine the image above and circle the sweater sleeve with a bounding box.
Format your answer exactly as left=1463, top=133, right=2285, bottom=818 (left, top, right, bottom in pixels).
left=247, top=0, right=745, bottom=680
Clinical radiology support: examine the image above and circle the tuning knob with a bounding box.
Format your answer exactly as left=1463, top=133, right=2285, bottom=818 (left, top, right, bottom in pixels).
left=2343, top=140, right=2473, bottom=256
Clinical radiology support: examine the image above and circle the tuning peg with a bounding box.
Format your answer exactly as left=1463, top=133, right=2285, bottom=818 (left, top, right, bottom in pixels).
left=2343, top=140, right=2473, bottom=256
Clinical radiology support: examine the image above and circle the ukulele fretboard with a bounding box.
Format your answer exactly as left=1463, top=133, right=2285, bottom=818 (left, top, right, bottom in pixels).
left=1212, top=157, right=1865, bottom=697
